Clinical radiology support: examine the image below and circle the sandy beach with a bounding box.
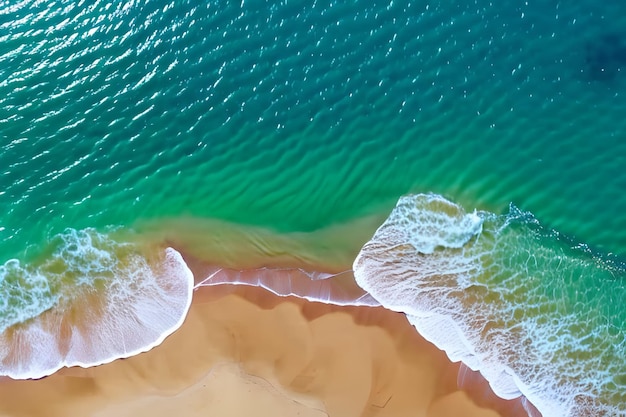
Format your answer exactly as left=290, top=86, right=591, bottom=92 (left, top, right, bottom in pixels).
left=0, top=280, right=535, bottom=417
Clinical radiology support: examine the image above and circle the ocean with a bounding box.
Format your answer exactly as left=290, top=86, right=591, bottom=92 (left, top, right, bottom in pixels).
left=1, top=0, right=626, bottom=414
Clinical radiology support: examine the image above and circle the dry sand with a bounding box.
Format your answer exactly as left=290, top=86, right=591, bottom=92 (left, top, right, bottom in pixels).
left=0, top=283, right=534, bottom=417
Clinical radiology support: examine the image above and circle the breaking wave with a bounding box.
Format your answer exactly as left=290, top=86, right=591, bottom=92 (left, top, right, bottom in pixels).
left=353, top=193, right=626, bottom=417
left=0, top=228, right=193, bottom=379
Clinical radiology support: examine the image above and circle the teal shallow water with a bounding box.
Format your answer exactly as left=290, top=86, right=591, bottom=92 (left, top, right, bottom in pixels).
left=1, top=0, right=626, bottom=412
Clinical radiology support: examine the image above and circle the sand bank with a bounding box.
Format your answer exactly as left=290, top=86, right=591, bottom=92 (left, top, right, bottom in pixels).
left=131, top=214, right=390, bottom=272
left=0, top=282, right=533, bottom=417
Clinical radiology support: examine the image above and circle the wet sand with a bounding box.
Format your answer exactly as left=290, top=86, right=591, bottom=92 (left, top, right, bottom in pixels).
left=0, top=282, right=533, bottom=417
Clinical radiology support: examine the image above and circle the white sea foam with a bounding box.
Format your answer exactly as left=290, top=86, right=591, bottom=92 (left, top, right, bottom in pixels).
left=0, top=229, right=193, bottom=380
left=353, top=193, right=626, bottom=417
left=0, top=260, right=57, bottom=334
left=389, top=194, right=483, bottom=254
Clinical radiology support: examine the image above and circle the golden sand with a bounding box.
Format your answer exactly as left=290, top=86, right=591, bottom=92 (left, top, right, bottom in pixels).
left=0, top=283, right=534, bottom=417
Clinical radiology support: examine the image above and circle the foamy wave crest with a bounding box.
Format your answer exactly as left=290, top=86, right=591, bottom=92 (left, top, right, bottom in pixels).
left=1, top=261, right=57, bottom=334
left=353, top=193, right=626, bottom=417
left=0, top=228, right=193, bottom=379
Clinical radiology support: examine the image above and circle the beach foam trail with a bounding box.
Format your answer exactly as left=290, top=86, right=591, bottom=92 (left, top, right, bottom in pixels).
left=196, top=267, right=379, bottom=307
left=353, top=193, right=626, bottom=417
left=0, top=228, right=193, bottom=379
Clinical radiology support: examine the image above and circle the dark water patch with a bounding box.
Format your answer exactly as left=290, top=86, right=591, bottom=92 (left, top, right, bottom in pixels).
left=583, top=32, right=626, bottom=82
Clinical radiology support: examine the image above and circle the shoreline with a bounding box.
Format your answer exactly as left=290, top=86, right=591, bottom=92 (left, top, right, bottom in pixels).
left=0, top=216, right=541, bottom=416
left=0, top=281, right=536, bottom=417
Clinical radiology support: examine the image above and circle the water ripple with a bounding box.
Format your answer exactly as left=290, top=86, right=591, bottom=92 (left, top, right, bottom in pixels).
left=0, top=0, right=625, bottom=261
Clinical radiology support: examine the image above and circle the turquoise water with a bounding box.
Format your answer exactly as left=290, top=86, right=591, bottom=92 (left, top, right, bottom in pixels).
left=1, top=0, right=626, bottom=413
